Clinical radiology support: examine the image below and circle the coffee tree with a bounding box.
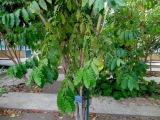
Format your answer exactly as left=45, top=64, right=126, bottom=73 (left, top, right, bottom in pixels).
left=2, top=0, right=160, bottom=120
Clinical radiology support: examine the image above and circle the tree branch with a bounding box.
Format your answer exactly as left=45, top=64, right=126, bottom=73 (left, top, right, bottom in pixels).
left=96, top=14, right=102, bottom=35
left=39, top=13, right=47, bottom=24
left=0, top=51, right=17, bottom=64
left=0, top=32, right=18, bottom=64
left=100, top=6, right=109, bottom=33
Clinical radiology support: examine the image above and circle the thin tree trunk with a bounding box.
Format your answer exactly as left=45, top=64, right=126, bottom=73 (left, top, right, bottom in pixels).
left=149, top=55, right=152, bottom=76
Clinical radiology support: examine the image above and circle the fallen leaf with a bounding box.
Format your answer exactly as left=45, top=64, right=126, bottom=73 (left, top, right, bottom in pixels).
left=92, top=117, right=96, bottom=120
left=70, top=113, right=74, bottom=118
left=59, top=116, right=63, bottom=119
left=10, top=113, right=15, bottom=118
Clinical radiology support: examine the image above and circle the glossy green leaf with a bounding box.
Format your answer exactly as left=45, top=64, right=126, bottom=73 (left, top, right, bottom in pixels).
left=93, top=0, right=106, bottom=15
left=14, top=9, right=21, bottom=26
left=57, top=90, right=65, bottom=114
left=30, top=1, right=41, bottom=14
left=129, top=31, right=134, bottom=40
left=74, top=68, right=84, bottom=86
left=27, top=6, right=35, bottom=20
left=39, top=0, right=47, bottom=11
left=9, top=13, right=15, bottom=28
left=111, top=59, right=117, bottom=70
left=93, top=58, right=100, bottom=66
left=82, top=0, right=88, bottom=7
left=46, top=0, right=52, bottom=4
left=83, top=69, right=90, bottom=88
left=68, top=81, right=74, bottom=92
left=91, top=62, right=99, bottom=77
left=21, top=8, right=29, bottom=23
left=117, top=59, right=121, bottom=67
left=89, top=0, right=95, bottom=7
left=121, top=77, right=128, bottom=89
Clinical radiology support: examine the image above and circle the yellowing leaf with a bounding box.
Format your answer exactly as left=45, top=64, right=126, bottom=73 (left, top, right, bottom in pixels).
left=59, top=116, right=63, bottom=119
left=92, top=117, right=97, bottom=120
left=10, top=113, right=15, bottom=118
left=98, top=58, right=104, bottom=71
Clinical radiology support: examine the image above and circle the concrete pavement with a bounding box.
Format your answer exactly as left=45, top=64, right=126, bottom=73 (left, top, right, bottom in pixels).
left=0, top=92, right=160, bottom=117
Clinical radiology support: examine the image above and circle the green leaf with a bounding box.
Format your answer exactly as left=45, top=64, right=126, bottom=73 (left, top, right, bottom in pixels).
left=82, top=0, right=88, bottom=7
left=93, top=58, right=100, bottom=66
left=9, top=13, right=15, bottom=28
left=121, top=77, right=128, bottom=89
left=80, top=23, right=85, bottom=33
left=103, top=88, right=112, bottom=96
left=33, top=69, right=45, bottom=88
left=67, top=97, right=76, bottom=112
left=129, top=31, right=134, bottom=40
left=111, top=59, right=117, bottom=70
left=93, top=0, right=106, bottom=15
left=74, top=68, right=84, bottom=86
left=14, top=9, right=21, bottom=26
left=117, top=59, right=121, bottom=67
left=120, top=31, right=124, bottom=40
left=27, top=6, right=35, bottom=20
left=68, top=81, right=74, bottom=92
left=130, top=91, right=137, bottom=98
left=33, top=56, right=39, bottom=67
left=21, top=8, right=29, bottom=23
left=7, top=67, right=13, bottom=78
left=39, top=0, right=47, bottom=11
left=60, top=13, right=65, bottom=24
left=19, top=63, right=27, bottom=75
left=64, top=100, right=72, bottom=115
left=67, top=0, right=72, bottom=11
left=121, top=90, right=128, bottom=98
left=12, top=65, right=18, bottom=76
left=89, top=0, right=95, bottom=7
left=91, top=62, right=99, bottom=78
left=113, top=92, right=121, bottom=100
left=27, top=72, right=34, bottom=86
left=76, top=9, right=81, bottom=21
left=128, top=77, right=135, bottom=91
left=114, top=0, right=126, bottom=6
left=2, top=15, right=6, bottom=25
left=124, top=31, right=129, bottom=42
left=57, top=90, right=65, bottom=114
left=116, top=71, right=123, bottom=84
left=83, top=69, right=90, bottom=88
left=30, top=1, right=41, bottom=14
left=88, top=67, right=96, bottom=88
left=46, top=0, right=52, bottom=4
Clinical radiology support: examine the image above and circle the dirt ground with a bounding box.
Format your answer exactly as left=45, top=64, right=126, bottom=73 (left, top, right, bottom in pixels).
left=0, top=109, right=160, bottom=120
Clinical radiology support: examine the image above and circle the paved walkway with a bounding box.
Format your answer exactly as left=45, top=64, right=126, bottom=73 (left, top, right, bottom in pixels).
left=0, top=92, right=160, bottom=117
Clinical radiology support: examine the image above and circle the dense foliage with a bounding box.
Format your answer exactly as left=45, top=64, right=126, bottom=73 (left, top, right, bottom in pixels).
left=0, top=0, right=160, bottom=119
